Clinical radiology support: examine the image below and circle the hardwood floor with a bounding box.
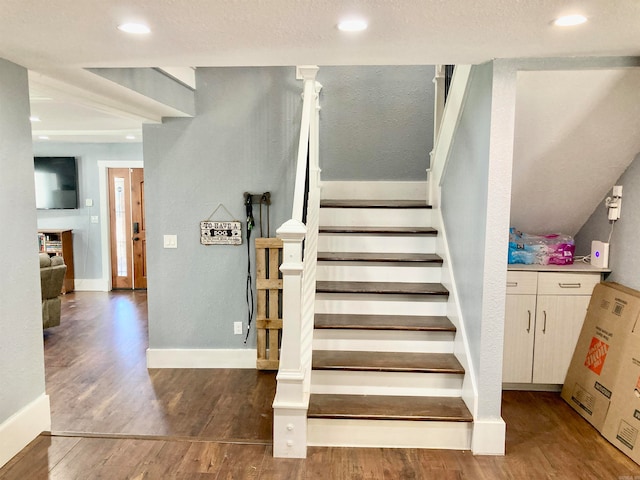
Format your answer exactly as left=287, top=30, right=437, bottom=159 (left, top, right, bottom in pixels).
left=43, top=291, right=275, bottom=440
left=1, top=291, right=639, bottom=478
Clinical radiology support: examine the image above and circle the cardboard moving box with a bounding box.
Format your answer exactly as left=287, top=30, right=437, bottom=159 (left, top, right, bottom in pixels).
left=600, top=333, right=640, bottom=464
left=561, top=282, right=640, bottom=465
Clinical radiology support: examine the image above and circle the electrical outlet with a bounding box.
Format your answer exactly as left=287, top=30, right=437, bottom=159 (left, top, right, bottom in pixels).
left=234, top=322, right=243, bottom=335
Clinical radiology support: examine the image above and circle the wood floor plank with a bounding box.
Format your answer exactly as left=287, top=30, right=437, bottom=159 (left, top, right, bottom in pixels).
left=314, top=313, right=456, bottom=332
left=317, top=252, right=443, bottom=263
left=44, top=291, right=276, bottom=441
left=0, top=436, right=80, bottom=479
left=312, top=350, right=464, bottom=374
left=316, top=281, right=449, bottom=296
left=320, top=199, right=432, bottom=209
left=308, top=394, right=473, bottom=422
left=259, top=447, right=306, bottom=480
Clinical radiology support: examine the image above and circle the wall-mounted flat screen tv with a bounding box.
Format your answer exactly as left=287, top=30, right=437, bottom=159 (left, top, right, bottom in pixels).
left=34, top=156, right=79, bottom=209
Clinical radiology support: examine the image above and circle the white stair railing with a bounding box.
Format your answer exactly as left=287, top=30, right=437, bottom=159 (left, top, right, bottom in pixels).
left=273, top=65, right=322, bottom=459
left=428, top=65, right=472, bottom=208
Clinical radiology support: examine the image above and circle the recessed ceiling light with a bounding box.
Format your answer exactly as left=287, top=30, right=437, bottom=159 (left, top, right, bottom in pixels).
left=38, top=136, right=49, bottom=140
left=117, top=23, right=151, bottom=34
left=29, top=116, right=41, bottom=122
left=125, top=135, right=136, bottom=140
left=338, top=19, right=368, bottom=32
left=553, top=14, right=587, bottom=27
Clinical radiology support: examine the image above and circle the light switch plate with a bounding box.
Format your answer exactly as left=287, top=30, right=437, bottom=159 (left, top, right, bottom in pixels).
left=163, top=235, right=178, bottom=248
left=85, top=198, right=93, bottom=207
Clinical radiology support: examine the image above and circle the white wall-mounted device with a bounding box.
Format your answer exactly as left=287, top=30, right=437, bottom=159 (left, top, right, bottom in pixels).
left=591, top=241, right=610, bottom=269
left=605, top=185, right=623, bottom=221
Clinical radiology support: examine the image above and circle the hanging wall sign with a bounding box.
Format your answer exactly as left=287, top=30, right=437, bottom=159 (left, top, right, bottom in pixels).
left=200, top=220, right=242, bottom=245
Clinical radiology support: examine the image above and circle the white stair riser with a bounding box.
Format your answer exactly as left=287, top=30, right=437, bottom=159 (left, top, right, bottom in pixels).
left=318, top=234, right=436, bottom=254
left=315, top=294, right=448, bottom=316
left=316, top=263, right=442, bottom=283
left=310, top=370, right=463, bottom=397
left=307, top=418, right=472, bottom=450
left=313, top=330, right=455, bottom=353
left=321, top=181, right=428, bottom=201
left=320, top=208, right=432, bottom=228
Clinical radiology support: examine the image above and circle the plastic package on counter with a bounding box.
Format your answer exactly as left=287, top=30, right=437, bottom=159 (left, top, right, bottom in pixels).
left=508, top=227, right=575, bottom=265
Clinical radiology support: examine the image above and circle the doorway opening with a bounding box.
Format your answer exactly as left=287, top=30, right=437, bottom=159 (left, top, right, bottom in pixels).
left=108, top=167, right=147, bottom=289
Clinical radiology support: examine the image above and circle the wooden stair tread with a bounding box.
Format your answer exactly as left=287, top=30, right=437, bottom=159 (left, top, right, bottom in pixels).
left=308, top=394, right=472, bottom=422
left=319, top=226, right=437, bottom=235
left=321, top=199, right=432, bottom=209
left=315, top=314, right=455, bottom=332
left=317, top=252, right=442, bottom=264
left=316, top=281, right=448, bottom=296
left=312, top=351, right=464, bottom=374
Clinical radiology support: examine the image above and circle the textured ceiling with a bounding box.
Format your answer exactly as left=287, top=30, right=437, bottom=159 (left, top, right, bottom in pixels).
left=2, top=1, right=639, bottom=69
left=1, top=1, right=638, bottom=142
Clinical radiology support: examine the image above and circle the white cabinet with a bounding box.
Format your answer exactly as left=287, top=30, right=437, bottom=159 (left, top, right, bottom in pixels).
left=503, top=270, right=601, bottom=386
left=503, top=272, right=536, bottom=383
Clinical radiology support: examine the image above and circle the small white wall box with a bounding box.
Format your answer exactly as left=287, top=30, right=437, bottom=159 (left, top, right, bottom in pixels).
left=591, top=241, right=610, bottom=269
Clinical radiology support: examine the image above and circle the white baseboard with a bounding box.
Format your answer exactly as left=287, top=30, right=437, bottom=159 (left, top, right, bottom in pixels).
left=471, top=418, right=506, bottom=455
left=0, top=394, right=51, bottom=469
left=74, top=278, right=109, bottom=292
left=146, top=348, right=258, bottom=368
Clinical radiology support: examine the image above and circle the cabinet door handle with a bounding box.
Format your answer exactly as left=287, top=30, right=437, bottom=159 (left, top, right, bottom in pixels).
left=526, top=310, right=531, bottom=333
left=506, top=281, right=518, bottom=287
left=558, top=282, right=581, bottom=288
left=542, top=311, right=547, bottom=333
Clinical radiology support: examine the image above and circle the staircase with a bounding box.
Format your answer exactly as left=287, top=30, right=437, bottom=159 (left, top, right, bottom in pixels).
left=306, top=182, right=473, bottom=449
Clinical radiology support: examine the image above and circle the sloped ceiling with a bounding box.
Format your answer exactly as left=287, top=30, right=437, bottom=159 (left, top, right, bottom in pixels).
left=510, top=68, right=640, bottom=236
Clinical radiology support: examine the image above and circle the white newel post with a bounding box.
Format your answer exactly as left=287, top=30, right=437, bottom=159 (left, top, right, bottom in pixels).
left=273, top=219, right=308, bottom=458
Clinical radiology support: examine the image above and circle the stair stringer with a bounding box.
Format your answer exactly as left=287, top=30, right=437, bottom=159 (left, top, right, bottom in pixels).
left=431, top=206, right=506, bottom=455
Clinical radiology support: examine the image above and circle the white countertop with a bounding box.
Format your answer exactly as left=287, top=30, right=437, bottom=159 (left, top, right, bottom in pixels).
left=508, top=262, right=611, bottom=274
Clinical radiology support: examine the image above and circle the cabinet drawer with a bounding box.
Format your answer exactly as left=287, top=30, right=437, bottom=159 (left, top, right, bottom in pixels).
left=537, top=272, right=600, bottom=296
left=506, top=271, right=538, bottom=295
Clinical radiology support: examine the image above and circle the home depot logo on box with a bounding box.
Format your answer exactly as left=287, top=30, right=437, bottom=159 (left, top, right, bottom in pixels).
left=585, top=337, right=610, bottom=375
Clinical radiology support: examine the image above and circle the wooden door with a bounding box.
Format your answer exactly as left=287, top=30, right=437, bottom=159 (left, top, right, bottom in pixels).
left=108, top=168, right=147, bottom=289
left=130, top=168, right=147, bottom=289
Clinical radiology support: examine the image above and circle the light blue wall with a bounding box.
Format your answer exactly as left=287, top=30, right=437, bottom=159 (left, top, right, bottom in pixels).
left=0, top=59, right=45, bottom=423
left=318, top=66, right=434, bottom=180
left=33, top=143, right=143, bottom=280
left=144, top=66, right=435, bottom=350
left=441, top=63, right=494, bottom=379
left=575, top=151, right=640, bottom=290
left=144, top=67, right=300, bottom=349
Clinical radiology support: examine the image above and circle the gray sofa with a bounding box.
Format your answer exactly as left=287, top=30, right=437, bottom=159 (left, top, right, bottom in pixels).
left=39, top=253, right=67, bottom=328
